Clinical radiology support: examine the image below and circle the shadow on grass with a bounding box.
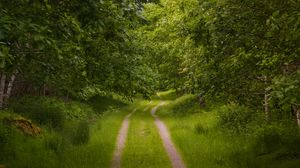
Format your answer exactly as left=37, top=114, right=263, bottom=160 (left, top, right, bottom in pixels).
left=88, top=95, right=128, bottom=114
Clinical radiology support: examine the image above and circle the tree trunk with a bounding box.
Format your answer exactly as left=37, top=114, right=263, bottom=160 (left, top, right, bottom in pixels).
left=197, top=92, right=206, bottom=108
left=297, top=110, right=300, bottom=130
left=263, top=76, right=271, bottom=121
left=66, top=92, right=69, bottom=101
left=43, top=83, right=46, bottom=96
left=4, top=74, right=16, bottom=106
left=0, top=74, right=6, bottom=108
left=264, top=90, right=271, bottom=121
left=292, top=104, right=300, bottom=129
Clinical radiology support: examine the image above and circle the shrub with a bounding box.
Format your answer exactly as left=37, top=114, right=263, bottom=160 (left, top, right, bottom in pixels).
left=0, top=123, right=11, bottom=150
left=218, top=104, right=254, bottom=133
left=65, top=102, right=90, bottom=120
left=168, top=94, right=198, bottom=115
left=88, top=95, right=127, bottom=114
left=252, top=124, right=284, bottom=154
left=253, top=122, right=300, bottom=155
left=11, top=96, right=65, bottom=129
left=33, top=107, right=65, bottom=129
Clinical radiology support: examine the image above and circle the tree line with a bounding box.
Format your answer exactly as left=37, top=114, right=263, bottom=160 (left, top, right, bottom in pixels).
left=1, top=0, right=300, bottom=127
left=0, top=0, right=158, bottom=107
left=136, top=0, right=300, bottom=126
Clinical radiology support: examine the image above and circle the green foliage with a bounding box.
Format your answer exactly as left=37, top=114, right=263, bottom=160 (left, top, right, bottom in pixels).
left=10, top=96, right=105, bottom=128
left=253, top=124, right=284, bottom=154
left=11, top=97, right=65, bottom=128
left=0, top=0, right=156, bottom=102
left=217, top=104, right=255, bottom=133
left=35, top=107, right=65, bottom=129
left=88, top=95, right=128, bottom=114
left=64, top=101, right=93, bottom=120
left=1, top=94, right=132, bottom=168
left=161, top=94, right=198, bottom=115
left=0, top=123, right=12, bottom=152
left=159, top=95, right=300, bottom=168
left=270, top=71, right=300, bottom=106
left=252, top=122, right=300, bottom=155
left=137, top=0, right=300, bottom=114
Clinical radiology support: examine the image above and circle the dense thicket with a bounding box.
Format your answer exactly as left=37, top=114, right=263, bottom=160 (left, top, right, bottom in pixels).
left=137, top=0, right=300, bottom=123
left=0, top=0, right=156, bottom=107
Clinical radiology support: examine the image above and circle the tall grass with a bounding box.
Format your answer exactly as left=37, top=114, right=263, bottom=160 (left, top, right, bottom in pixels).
left=0, top=95, right=132, bottom=168
left=61, top=107, right=131, bottom=168
left=157, top=94, right=300, bottom=168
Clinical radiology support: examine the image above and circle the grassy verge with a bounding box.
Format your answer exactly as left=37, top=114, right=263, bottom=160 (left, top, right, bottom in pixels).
left=158, top=110, right=256, bottom=168
left=0, top=95, right=132, bottom=168
left=61, top=107, right=131, bottom=168
left=156, top=93, right=300, bottom=168
left=122, top=100, right=172, bottom=168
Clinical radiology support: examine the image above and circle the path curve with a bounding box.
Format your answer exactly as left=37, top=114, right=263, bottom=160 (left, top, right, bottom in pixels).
left=151, top=103, right=186, bottom=168
left=111, top=109, right=136, bottom=168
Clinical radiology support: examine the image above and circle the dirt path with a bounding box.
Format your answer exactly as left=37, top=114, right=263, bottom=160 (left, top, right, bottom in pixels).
left=111, top=109, right=136, bottom=168
left=151, top=103, right=186, bottom=168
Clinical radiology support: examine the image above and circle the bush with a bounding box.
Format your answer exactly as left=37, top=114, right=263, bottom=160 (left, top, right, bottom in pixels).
left=253, top=124, right=283, bottom=154
left=168, top=94, right=198, bottom=115
left=33, top=107, right=65, bottom=129
left=0, top=123, right=11, bottom=150
left=65, top=102, right=92, bottom=120
left=218, top=104, right=254, bottom=133
left=253, top=122, right=300, bottom=155
left=11, top=96, right=65, bottom=129
left=88, top=95, right=127, bottom=114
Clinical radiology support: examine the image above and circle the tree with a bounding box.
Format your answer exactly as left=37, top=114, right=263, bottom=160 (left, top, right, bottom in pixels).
left=135, top=0, right=300, bottom=121
left=0, top=0, right=156, bottom=106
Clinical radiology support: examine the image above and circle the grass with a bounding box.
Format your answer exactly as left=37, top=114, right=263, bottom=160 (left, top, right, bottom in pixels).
left=0, top=95, right=133, bottom=168
left=6, top=108, right=131, bottom=168
left=122, top=100, right=172, bottom=168
left=158, top=111, right=254, bottom=168
left=154, top=90, right=178, bottom=100
left=60, top=107, right=131, bottom=168
left=3, top=92, right=299, bottom=168
left=156, top=95, right=300, bottom=168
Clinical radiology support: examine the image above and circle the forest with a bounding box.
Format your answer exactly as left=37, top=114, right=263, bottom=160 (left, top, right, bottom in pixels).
left=0, top=0, right=300, bottom=168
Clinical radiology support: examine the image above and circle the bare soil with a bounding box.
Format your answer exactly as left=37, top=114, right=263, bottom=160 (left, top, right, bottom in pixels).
left=151, top=103, right=186, bottom=168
